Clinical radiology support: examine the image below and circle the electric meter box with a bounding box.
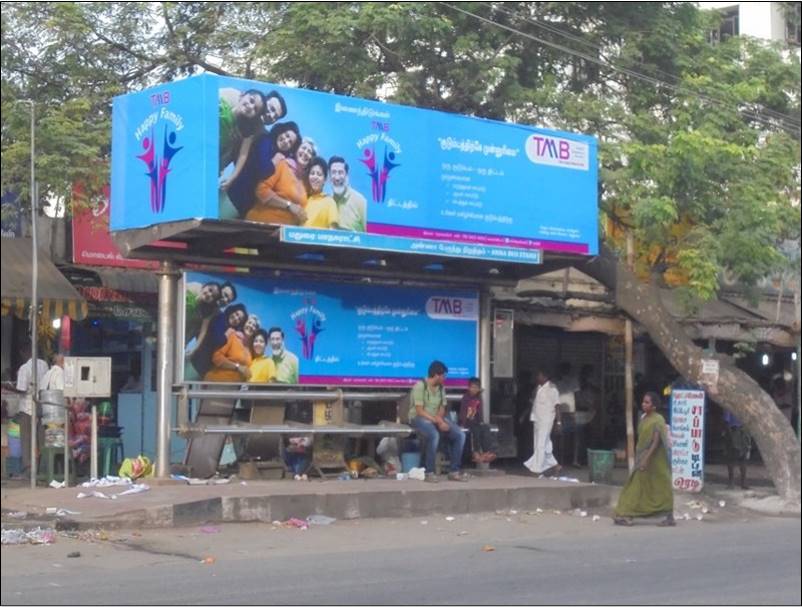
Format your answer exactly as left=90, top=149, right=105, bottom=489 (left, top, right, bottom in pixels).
left=63, top=357, right=112, bottom=398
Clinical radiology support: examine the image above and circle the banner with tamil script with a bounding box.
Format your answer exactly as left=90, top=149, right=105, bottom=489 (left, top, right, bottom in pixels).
left=112, top=74, right=598, bottom=262
left=670, top=388, right=706, bottom=493
left=181, top=270, right=478, bottom=386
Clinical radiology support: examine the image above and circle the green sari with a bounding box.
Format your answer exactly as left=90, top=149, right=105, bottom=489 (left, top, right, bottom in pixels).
left=614, top=412, right=673, bottom=518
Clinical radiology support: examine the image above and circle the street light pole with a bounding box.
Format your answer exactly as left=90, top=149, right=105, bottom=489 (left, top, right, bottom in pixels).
left=19, top=99, right=38, bottom=489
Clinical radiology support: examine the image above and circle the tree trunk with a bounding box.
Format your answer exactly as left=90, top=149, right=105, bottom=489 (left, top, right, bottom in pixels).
left=582, top=246, right=801, bottom=503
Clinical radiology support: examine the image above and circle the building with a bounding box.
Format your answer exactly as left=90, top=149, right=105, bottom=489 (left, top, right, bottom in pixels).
left=701, top=1, right=801, bottom=45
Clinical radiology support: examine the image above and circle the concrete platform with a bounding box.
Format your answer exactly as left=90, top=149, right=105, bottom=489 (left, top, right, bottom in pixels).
left=1, top=474, right=619, bottom=530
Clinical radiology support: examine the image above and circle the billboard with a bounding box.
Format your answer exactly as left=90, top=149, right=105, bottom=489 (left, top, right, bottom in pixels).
left=112, top=74, right=598, bottom=262
left=182, top=271, right=478, bottom=386
left=72, top=184, right=159, bottom=269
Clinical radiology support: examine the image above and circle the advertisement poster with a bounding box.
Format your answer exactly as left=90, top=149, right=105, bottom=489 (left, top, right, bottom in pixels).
left=670, top=388, right=706, bottom=493
left=182, top=271, right=478, bottom=386
left=112, top=74, right=598, bottom=263
left=72, top=184, right=158, bottom=269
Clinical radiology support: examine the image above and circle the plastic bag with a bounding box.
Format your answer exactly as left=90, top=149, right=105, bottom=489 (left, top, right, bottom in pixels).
left=408, top=467, right=426, bottom=481
left=118, top=455, right=153, bottom=480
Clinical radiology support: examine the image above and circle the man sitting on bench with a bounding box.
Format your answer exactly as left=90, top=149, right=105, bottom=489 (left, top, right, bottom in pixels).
left=409, top=360, right=469, bottom=483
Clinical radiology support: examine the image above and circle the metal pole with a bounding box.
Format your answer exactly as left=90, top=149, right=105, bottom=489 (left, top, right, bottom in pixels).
left=90, top=403, right=98, bottom=479
left=624, top=234, right=635, bottom=474
left=794, top=288, right=802, bottom=442
left=479, top=289, right=492, bottom=423
left=26, top=100, right=39, bottom=489
left=156, top=261, right=177, bottom=477
left=64, top=398, right=70, bottom=485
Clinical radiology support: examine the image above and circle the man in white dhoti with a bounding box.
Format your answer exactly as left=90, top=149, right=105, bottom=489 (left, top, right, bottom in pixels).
left=523, top=368, right=561, bottom=477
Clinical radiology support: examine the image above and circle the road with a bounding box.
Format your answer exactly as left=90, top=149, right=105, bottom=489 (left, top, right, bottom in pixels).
left=2, top=508, right=799, bottom=605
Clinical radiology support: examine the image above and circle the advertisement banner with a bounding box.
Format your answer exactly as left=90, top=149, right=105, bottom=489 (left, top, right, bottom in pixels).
left=112, top=74, right=598, bottom=261
left=72, top=184, right=158, bottom=269
left=75, top=285, right=157, bottom=322
left=669, top=388, right=706, bottom=493
left=183, top=271, right=478, bottom=386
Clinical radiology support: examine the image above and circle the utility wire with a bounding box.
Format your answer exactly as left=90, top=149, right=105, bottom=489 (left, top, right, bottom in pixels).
left=482, top=1, right=801, bottom=127
left=439, top=2, right=801, bottom=135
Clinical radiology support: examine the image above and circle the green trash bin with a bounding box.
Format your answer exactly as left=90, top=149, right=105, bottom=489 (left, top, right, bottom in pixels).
left=587, top=449, right=615, bottom=484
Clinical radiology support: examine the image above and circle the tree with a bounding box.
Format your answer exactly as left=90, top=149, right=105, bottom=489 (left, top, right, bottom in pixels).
left=2, top=1, right=799, bottom=500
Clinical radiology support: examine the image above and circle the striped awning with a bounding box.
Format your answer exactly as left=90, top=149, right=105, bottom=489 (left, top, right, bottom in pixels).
left=0, top=238, right=88, bottom=320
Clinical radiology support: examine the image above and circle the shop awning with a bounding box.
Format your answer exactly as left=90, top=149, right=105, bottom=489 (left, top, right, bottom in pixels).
left=0, top=238, right=88, bottom=320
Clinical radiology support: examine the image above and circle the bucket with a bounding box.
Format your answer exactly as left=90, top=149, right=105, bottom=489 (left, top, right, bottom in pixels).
left=587, top=449, right=615, bottom=484
left=39, top=389, right=65, bottom=423
left=401, top=451, right=421, bottom=473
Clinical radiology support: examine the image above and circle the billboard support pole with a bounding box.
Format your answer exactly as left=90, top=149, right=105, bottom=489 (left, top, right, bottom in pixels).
left=480, top=288, right=492, bottom=424
left=156, top=261, right=178, bottom=477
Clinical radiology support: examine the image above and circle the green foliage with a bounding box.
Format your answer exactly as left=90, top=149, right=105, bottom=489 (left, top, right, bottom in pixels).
left=1, top=1, right=799, bottom=304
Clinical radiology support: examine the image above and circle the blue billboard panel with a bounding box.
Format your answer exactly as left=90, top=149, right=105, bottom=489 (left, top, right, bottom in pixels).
left=183, top=271, right=478, bottom=386
left=112, top=74, right=598, bottom=257
left=111, top=77, right=217, bottom=230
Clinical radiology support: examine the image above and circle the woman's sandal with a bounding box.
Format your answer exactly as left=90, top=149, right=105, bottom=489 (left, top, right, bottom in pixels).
left=613, top=517, right=634, bottom=527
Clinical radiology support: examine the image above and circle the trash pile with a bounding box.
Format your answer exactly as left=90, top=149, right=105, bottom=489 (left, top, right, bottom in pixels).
left=270, top=514, right=337, bottom=530
left=75, top=478, right=150, bottom=499
left=171, top=474, right=231, bottom=485
left=2, top=527, right=57, bottom=546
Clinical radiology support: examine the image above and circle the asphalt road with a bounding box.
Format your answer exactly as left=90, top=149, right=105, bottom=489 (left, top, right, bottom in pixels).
left=2, top=509, right=799, bottom=605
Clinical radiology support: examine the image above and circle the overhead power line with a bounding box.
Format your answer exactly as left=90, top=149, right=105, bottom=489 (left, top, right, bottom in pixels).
left=438, top=2, right=801, bottom=136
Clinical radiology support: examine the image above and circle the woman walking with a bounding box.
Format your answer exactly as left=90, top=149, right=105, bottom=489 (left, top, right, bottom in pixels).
left=614, top=391, right=675, bottom=527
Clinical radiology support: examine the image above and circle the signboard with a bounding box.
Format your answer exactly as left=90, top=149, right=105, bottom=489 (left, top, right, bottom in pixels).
left=669, top=388, right=706, bottom=493
left=75, top=285, right=157, bottom=322
left=72, top=184, right=158, bottom=269
left=111, top=74, right=598, bottom=263
left=700, top=358, right=720, bottom=394
left=182, top=271, right=478, bottom=386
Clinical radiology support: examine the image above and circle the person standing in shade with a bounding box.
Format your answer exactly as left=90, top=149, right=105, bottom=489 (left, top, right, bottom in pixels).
left=523, top=367, right=561, bottom=477
left=613, top=392, right=675, bottom=527
left=15, top=343, right=48, bottom=474
left=40, top=353, right=65, bottom=423
left=722, top=408, right=751, bottom=490
left=268, top=327, right=299, bottom=384
left=408, top=360, right=468, bottom=483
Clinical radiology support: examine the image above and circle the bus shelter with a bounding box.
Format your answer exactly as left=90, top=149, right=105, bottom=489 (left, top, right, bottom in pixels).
left=110, top=74, right=598, bottom=478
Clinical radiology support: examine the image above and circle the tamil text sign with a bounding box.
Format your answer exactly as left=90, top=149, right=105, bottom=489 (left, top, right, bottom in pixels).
left=669, top=388, right=706, bottom=493
left=182, top=271, right=477, bottom=386
left=112, top=75, right=598, bottom=262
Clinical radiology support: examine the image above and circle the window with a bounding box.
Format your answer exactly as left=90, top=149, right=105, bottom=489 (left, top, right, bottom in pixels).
left=709, top=6, right=740, bottom=44
left=785, top=3, right=801, bottom=46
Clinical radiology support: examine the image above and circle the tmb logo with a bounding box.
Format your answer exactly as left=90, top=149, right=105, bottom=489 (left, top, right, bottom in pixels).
left=525, top=134, right=589, bottom=171
left=291, top=299, right=327, bottom=360
left=357, top=127, right=402, bottom=203
left=425, top=296, right=478, bottom=321
left=134, top=97, right=184, bottom=214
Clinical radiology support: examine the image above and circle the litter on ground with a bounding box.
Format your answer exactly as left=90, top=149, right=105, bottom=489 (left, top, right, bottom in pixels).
left=2, top=527, right=57, bottom=545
